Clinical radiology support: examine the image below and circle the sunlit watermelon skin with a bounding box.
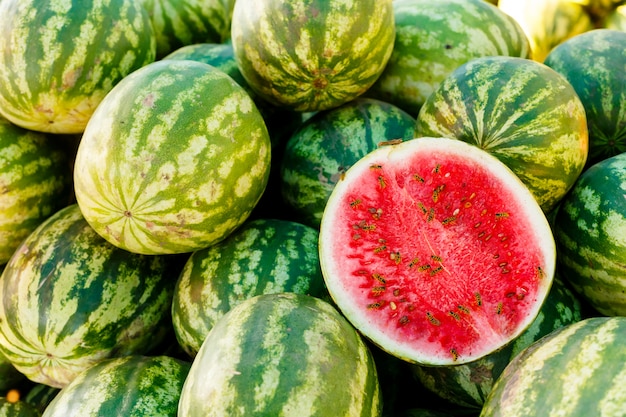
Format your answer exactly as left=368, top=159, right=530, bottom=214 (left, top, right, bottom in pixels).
left=412, top=275, right=582, bottom=409
left=366, top=0, right=530, bottom=117
left=172, top=218, right=328, bottom=357
left=0, top=0, right=156, bottom=134
left=73, top=59, right=271, bottom=255
left=0, top=205, right=180, bottom=388
left=280, top=97, right=416, bottom=228
left=415, top=56, right=589, bottom=213
left=42, top=355, right=190, bottom=417
left=480, top=316, right=626, bottom=417
left=544, top=29, right=626, bottom=166
left=231, top=0, right=395, bottom=112
left=319, top=137, right=556, bottom=366
left=178, top=293, right=382, bottom=417
left=553, top=152, right=626, bottom=316
left=139, top=0, right=235, bottom=58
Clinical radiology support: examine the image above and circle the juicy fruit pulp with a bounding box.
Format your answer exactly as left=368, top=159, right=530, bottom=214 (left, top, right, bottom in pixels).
left=319, top=137, right=556, bottom=365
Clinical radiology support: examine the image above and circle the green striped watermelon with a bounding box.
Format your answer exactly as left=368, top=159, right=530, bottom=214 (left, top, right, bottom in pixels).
left=280, top=97, right=416, bottom=229
left=22, top=384, right=59, bottom=416
left=0, top=0, right=156, bottom=134
left=41, top=355, right=190, bottom=417
left=231, top=0, right=395, bottom=112
left=544, top=29, right=626, bottom=166
left=480, top=316, right=626, bottom=417
left=171, top=218, right=328, bottom=357
left=412, top=274, right=582, bottom=409
left=178, top=292, right=382, bottom=416
left=553, top=152, right=626, bottom=316
left=0, top=117, right=73, bottom=264
left=415, top=55, right=589, bottom=214
left=498, top=0, right=594, bottom=62
left=139, top=0, right=235, bottom=58
left=366, top=0, right=531, bottom=117
left=73, top=59, right=272, bottom=255
left=0, top=204, right=180, bottom=388
left=318, top=137, right=556, bottom=366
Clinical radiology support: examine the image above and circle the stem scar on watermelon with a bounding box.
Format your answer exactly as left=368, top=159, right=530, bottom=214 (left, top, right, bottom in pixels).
left=318, top=137, right=556, bottom=365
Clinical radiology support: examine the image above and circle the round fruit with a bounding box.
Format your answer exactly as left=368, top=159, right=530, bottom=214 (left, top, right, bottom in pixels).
left=415, top=55, right=588, bottom=213
left=73, top=59, right=271, bottom=255
left=231, top=0, right=395, bottom=112
left=178, top=293, right=382, bottom=416
left=171, top=218, right=328, bottom=357
left=280, top=97, right=416, bottom=228
left=0, top=204, right=180, bottom=388
left=0, top=0, right=156, bottom=134
left=319, top=137, right=556, bottom=365
left=481, top=316, right=626, bottom=417
left=42, top=355, right=190, bottom=417
left=553, top=151, right=626, bottom=316
left=544, top=29, right=626, bottom=166
left=366, top=0, right=530, bottom=117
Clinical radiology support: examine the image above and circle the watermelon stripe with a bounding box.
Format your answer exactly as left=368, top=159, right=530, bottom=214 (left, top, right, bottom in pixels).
left=0, top=205, right=176, bottom=388
left=178, top=293, right=381, bottom=416
left=483, top=318, right=626, bottom=416
left=415, top=56, right=588, bottom=213
left=231, top=0, right=395, bottom=111
left=74, top=60, right=271, bottom=255
left=0, top=0, right=156, bottom=133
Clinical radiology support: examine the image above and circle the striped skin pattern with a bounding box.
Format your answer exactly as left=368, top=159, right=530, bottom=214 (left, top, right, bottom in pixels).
left=280, top=98, right=416, bottom=228
left=73, top=59, right=271, bottom=255
left=498, top=0, right=594, bottom=62
left=231, top=0, right=395, bottom=112
left=0, top=0, right=156, bottom=134
left=0, top=398, right=40, bottom=417
left=42, top=355, right=190, bottom=417
left=415, top=56, right=589, bottom=214
left=0, top=117, right=73, bottom=264
left=0, top=205, right=178, bottom=388
left=178, top=293, right=382, bottom=417
left=172, top=218, right=328, bottom=357
left=544, top=29, right=626, bottom=167
left=553, top=152, right=626, bottom=316
left=139, top=0, right=235, bottom=58
left=412, top=275, right=582, bottom=409
left=366, top=0, right=531, bottom=117
left=481, top=316, right=626, bottom=417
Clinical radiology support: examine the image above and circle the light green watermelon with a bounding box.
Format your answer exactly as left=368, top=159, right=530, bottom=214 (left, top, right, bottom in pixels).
left=0, top=0, right=156, bottom=134
left=73, top=59, right=272, bottom=255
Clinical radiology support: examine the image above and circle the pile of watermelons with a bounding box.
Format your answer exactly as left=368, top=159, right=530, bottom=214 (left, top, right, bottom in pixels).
left=0, top=0, right=625, bottom=416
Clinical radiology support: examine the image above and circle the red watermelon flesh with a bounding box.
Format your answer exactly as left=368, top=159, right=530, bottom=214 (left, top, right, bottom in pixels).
left=319, top=137, right=555, bottom=365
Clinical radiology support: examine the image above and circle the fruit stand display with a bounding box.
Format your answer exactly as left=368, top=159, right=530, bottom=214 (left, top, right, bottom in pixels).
left=0, top=0, right=625, bottom=416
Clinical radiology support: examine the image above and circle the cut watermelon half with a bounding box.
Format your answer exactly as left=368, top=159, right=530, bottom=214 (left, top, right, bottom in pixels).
left=319, top=137, right=556, bottom=365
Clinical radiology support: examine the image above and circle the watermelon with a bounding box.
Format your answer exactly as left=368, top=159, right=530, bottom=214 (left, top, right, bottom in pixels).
left=498, top=0, right=594, bottom=62
left=138, top=0, right=235, bottom=58
left=318, top=137, right=556, bottom=366
left=41, top=355, right=190, bottom=417
left=73, top=59, right=272, bottom=255
left=412, top=274, right=582, bottom=409
left=22, top=384, right=59, bottom=416
left=0, top=396, right=40, bottom=417
left=0, top=0, right=156, bottom=134
left=171, top=218, right=328, bottom=357
left=544, top=29, right=626, bottom=167
left=366, top=0, right=531, bottom=117
left=553, top=152, right=626, bottom=316
left=230, top=0, right=395, bottom=112
left=480, top=316, right=626, bottom=417
left=280, top=97, right=416, bottom=229
left=178, top=292, right=382, bottom=416
left=415, top=55, right=589, bottom=214
left=0, top=204, right=181, bottom=388
left=0, top=117, right=73, bottom=264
